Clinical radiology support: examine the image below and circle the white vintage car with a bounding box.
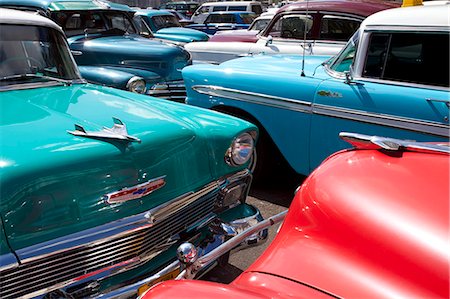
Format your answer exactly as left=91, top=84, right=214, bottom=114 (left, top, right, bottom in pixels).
left=185, top=0, right=399, bottom=64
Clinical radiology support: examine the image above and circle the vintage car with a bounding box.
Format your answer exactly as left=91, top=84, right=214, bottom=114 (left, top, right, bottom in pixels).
left=186, top=12, right=257, bottom=35
left=208, top=15, right=274, bottom=43
left=158, top=1, right=199, bottom=18
left=182, top=3, right=450, bottom=179
left=191, top=1, right=263, bottom=24
left=143, top=133, right=450, bottom=299
left=134, top=9, right=209, bottom=43
left=165, top=9, right=195, bottom=27
left=0, top=9, right=265, bottom=299
left=0, top=0, right=192, bottom=102
left=185, top=0, right=399, bottom=64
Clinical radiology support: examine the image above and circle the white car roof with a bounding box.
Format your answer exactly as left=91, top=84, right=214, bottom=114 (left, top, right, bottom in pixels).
left=201, top=1, right=261, bottom=6
left=0, top=8, right=63, bottom=33
left=361, top=3, right=450, bottom=29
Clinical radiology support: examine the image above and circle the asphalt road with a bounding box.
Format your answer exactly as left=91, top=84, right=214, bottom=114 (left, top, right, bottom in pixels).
left=202, top=175, right=305, bottom=283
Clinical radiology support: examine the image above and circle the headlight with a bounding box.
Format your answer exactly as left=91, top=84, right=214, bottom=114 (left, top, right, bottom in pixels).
left=126, top=77, right=146, bottom=94
left=225, top=132, right=255, bottom=166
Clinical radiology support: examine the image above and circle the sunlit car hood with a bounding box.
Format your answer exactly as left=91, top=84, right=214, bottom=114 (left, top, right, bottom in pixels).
left=0, top=84, right=252, bottom=253
left=156, top=27, right=209, bottom=41
left=67, top=34, right=190, bottom=79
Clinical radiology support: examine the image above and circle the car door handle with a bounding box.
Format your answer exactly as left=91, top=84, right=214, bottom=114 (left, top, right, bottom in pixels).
left=71, top=50, right=83, bottom=56
left=426, top=98, right=450, bottom=108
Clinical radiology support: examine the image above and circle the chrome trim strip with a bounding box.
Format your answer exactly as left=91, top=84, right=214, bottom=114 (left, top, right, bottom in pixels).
left=192, top=85, right=312, bottom=113
left=313, top=104, right=449, bottom=137
left=15, top=170, right=250, bottom=264
left=340, top=132, right=450, bottom=154
left=0, top=253, right=18, bottom=272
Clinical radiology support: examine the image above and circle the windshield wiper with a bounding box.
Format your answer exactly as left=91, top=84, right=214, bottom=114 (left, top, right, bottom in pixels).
left=0, top=73, right=72, bottom=85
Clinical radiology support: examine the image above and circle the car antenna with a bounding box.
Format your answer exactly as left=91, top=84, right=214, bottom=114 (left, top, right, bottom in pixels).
left=300, top=0, right=310, bottom=77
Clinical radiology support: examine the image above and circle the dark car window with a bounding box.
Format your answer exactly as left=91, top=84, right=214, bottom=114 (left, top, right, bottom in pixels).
left=240, top=14, right=256, bottom=24
left=52, top=11, right=137, bottom=37
left=268, top=14, right=313, bottom=39
left=152, top=15, right=180, bottom=30
left=0, top=25, right=81, bottom=86
left=206, top=14, right=236, bottom=23
left=229, top=6, right=247, bottom=11
left=212, top=6, right=227, bottom=12
left=363, top=32, right=449, bottom=87
left=251, top=5, right=262, bottom=15
left=319, top=15, right=361, bottom=41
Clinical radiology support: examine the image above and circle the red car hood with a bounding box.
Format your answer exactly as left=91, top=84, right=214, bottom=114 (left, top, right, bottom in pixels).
left=244, top=149, right=449, bottom=298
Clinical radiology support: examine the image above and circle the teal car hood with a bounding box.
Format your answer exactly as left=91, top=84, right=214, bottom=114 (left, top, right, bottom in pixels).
left=68, top=34, right=190, bottom=79
left=155, top=27, right=209, bottom=42
left=0, top=84, right=249, bottom=252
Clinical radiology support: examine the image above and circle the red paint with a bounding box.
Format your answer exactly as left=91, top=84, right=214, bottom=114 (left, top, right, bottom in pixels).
left=209, top=30, right=260, bottom=43
left=145, top=147, right=449, bottom=298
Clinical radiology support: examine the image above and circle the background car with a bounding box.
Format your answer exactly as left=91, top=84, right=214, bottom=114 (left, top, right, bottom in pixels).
left=165, top=9, right=195, bottom=26
left=186, top=12, right=256, bottom=35
left=143, top=133, right=450, bottom=299
left=158, top=1, right=199, bottom=18
left=134, top=9, right=209, bottom=43
left=191, top=1, right=263, bottom=24
left=182, top=3, right=450, bottom=180
left=0, top=8, right=264, bottom=299
left=0, top=0, right=192, bottom=102
left=185, top=0, right=399, bottom=64
left=208, top=14, right=274, bottom=43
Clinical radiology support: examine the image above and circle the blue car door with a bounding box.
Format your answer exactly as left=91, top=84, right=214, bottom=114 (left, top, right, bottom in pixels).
left=309, top=30, right=449, bottom=172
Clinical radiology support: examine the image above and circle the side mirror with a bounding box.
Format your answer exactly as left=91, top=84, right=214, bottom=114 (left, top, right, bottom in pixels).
left=344, top=71, right=353, bottom=84
left=265, top=35, right=273, bottom=46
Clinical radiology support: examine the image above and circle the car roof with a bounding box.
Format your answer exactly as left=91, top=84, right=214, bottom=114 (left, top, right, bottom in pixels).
left=0, top=0, right=132, bottom=12
left=278, top=0, right=399, bottom=17
left=0, top=7, right=63, bottom=33
left=134, top=9, right=173, bottom=17
left=361, top=3, right=450, bottom=28
left=201, top=1, right=261, bottom=6
left=208, top=11, right=256, bottom=15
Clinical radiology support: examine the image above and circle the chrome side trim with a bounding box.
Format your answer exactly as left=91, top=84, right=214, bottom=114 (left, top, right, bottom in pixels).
left=192, top=85, right=312, bottom=113
left=16, top=170, right=249, bottom=263
left=0, top=253, right=18, bottom=272
left=313, top=104, right=450, bottom=137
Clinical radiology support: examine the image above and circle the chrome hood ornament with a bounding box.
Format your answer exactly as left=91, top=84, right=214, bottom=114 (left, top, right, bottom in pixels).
left=68, top=117, right=141, bottom=144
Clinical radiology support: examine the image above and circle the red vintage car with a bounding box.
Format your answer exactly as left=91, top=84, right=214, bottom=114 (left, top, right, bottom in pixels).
left=141, top=133, right=449, bottom=299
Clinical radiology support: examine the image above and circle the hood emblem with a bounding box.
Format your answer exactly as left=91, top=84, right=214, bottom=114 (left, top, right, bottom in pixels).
left=68, top=117, right=141, bottom=144
left=103, top=176, right=166, bottom=204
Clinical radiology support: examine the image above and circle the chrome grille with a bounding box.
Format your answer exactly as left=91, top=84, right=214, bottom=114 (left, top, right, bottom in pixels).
left=147, top=80, right=187, bottom=103
left=0, top=189, right=218, bottom=299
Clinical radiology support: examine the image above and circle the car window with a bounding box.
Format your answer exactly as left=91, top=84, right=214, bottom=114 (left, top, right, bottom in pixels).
left=240, top=14, right=256, bottom=24
left=319, top=15, right=361, bottom=41
left=206, top=14, right=236, bottom=23
left=363, top=32, right=449, bottom=87
left=194, top=5, right=210, bottom=15
left=268, top=14, right=313, bottom=39
left=151, top=15, right=180, bottom=30
left=105, top=12, right=135, bottom=33
left=328, top=31, right=359, bottom=73
left=251, top=5, right=262, bottom=15
left=133, top=15, right=154, bottom=37
left=212, top=6, right=227, bottom=12
left=229, top=6, right=247, bottom=11
left=249, top=18, right=270, bottom=31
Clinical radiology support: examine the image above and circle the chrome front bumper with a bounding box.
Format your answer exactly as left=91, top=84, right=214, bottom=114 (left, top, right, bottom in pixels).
left=98, top=207, right=269, bottom=299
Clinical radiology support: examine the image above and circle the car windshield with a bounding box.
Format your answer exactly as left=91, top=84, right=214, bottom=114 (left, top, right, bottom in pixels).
left=249, top=18, right=270, bottom=31
left=51, top=10, right=138, bottom=37
left=327, top=30, right=360, bottom=73
left=152, top=15, right=180, bottom=30
left=0, top=25, right=82, bottom=89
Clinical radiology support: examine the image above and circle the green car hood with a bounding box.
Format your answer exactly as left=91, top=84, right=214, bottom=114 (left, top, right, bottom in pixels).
left=155, top=27, right=209, bottom=42
left=0, top=84, right=251, bottom=252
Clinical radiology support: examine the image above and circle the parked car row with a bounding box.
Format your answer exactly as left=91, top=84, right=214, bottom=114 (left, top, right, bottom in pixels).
left=0, top=0, right=449, bottom=298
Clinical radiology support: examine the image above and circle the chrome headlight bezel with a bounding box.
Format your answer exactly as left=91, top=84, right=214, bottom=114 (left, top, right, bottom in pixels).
left=126, top=76, right=146, bottom=94
left=225, top=132, right=255, bottom=167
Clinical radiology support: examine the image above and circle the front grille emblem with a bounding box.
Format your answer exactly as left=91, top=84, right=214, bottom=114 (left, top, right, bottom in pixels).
left=103, top=176, right=166, bottom=204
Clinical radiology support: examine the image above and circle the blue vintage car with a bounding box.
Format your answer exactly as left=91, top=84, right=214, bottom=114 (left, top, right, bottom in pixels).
left=0, top=0, right=192, bottom=101
left=183, top=4, right=450, bottom=179
left=134, top=9, right=209, bottom=43
left=186, top=12, right=256, bottom=35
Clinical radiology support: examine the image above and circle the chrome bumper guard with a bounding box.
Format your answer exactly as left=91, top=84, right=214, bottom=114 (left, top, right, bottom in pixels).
left=104, top=210, right=287, bottom=299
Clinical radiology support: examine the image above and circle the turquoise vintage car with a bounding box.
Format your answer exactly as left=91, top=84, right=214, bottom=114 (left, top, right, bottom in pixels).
left=134, top=9, right=209, bottom=43
left=0, top=0, right=192, bottom=102
left=183, top=4, right=450, bottom=178
left=0, top=9, right=263, bottom=299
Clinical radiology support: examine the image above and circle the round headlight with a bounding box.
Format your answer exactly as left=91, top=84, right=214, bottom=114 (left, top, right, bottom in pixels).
left=126, top=77, right=146, bottom=94
left=225, top=132, right=254, bottom=166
